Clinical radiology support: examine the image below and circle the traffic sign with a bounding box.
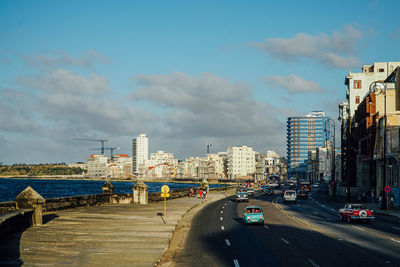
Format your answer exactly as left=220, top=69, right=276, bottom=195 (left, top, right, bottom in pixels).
left=384, top=186, right=391, bottom=193
left=161, top=185, right=170, bottom=193
left=161, top=193, right=170, bottom=197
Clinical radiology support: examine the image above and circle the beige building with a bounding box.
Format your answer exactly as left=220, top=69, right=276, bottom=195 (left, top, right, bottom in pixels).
left=87, top=155, right=108, bottom=178
left=227, top=146, right=255, bottom=179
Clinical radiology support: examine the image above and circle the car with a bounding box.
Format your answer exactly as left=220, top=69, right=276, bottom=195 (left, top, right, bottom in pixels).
left=247, top=187, right=255, bottom=196
left=297, top=190, right=308, bottom=199
left=265, top=186, right=274, bottom=195
left=283, top=190, right=297, bottom=203
left=339, top=203, right=375, bottom=223
left=242, top=206, right=264, bottom=224
left=236, top=191, right=249, bottom=202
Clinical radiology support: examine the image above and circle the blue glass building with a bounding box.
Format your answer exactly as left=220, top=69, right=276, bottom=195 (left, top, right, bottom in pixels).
left=287, top=111, right=330, bottom=179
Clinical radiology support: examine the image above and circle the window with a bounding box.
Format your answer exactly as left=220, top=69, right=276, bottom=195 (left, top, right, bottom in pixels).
left=354, top=80, right=361, bottom=89
left=355, top=96, right=360, bottom=104
left=378, top=68, right=385, bottom=73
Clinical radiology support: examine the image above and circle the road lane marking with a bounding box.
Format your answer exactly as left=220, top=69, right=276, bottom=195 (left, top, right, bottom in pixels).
left=221, top=226, right=225, bottom=230
left=352, top=226, right=365, bottom=231
left=223, top=206, right=225, bottom=209
left=281, top=238, right=290, bottom=244
left=221, top=211, right=223, bottom=214
left=391, top=238, right=400, bottom=243
left=313, top=212, right=319, bottom=215
left=225, top=239, right=231, bottom=246
left=321, top=204, right=326, bottom=208
left=233, top=259, right=240, bottom=267
left=308, top=259, right=320, bottom=267
left=264, top=225, right=269, bottom=229
left=330, top=208, right=336, bottom=212
left=316, top=201, right=319, bottom=203
left=297, top=204, right=301, bottom=207
left=392, top=226, right=400, bottom=231
left=220, top=217, right=223, bottom=221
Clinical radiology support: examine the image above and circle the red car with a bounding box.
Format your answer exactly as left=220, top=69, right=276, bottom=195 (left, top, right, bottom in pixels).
left=339, top=203, right=375, bottom=223
left=297, top=190, right=308, bottom=199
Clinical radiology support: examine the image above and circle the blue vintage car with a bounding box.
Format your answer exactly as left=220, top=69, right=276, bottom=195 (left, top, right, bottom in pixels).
left=242, top=206, right=264, bottom=224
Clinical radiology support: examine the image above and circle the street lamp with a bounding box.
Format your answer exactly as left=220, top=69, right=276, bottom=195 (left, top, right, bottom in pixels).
left=369, top=81, right=388, bottom=210
left=324, top=118, right=336, bottom=196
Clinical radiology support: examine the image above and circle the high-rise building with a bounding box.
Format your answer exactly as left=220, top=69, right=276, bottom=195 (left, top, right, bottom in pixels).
left=287, top=111, right=329, bottom=170
left=132, top=133, right=148, bottom=177
left=87, top=154, right=108, bottom=178
left=227, top=146, right=255, bottom=179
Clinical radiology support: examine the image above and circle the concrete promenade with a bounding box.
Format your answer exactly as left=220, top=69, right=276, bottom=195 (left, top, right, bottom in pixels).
left=0, top=190, right=231, bottom=266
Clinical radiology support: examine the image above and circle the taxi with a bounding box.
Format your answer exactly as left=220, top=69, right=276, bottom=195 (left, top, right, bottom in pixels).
left=242, top=206, right=264, bottom=225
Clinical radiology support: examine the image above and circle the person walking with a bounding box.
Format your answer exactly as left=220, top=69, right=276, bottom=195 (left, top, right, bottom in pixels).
left=199, top=189, right=203, bottom=199
left=390, top=194, right=395, bottom=208
left=203, top=188, right=207, bottom=199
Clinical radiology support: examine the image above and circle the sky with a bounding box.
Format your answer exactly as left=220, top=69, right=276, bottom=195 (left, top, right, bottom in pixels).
left=1, top=0, right=400, bottom=164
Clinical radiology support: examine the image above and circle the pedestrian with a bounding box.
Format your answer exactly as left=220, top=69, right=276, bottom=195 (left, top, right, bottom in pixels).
left=203, top=188, right=207, bottom=199
left=390, top=194, right=395, bottom=208
left=199, top=189, right=203, bottom=199
left=379, top=194, right=382, bottom=206
left=371, top=189, right=375, bottom=203
left=189, top=187, right=194, bottom=198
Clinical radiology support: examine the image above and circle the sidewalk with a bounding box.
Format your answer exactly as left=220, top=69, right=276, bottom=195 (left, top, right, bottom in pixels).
left=0, top=190, right=232, bottom=266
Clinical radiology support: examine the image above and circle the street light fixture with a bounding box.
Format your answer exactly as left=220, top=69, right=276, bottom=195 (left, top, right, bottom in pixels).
left=324, top=118, right=336, bottom=197
left=369, top=81, right=388, bottom=210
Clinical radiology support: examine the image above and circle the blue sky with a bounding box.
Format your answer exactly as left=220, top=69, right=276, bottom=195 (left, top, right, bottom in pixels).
left=1, top=0, right=399, bottom=164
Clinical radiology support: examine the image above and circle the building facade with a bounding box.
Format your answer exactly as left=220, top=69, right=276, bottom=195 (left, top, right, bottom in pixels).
left=227, top=146, right=255, bottom=179
left=132, top=133, right=148, bottom=177
left=87, top=154, right=108, bottom=178
left=287, top=111, right=329, bottom=175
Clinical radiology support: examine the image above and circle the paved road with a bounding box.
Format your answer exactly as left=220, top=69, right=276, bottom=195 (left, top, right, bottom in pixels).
left=170, top=185, right=400, bottom=267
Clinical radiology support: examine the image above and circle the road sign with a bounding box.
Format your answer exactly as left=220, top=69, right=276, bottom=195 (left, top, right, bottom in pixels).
left=161, top=185, right=170, bottom=193
left=161, top=193, right=170, bottom=197
left=384, top=186, right=391, bottom=193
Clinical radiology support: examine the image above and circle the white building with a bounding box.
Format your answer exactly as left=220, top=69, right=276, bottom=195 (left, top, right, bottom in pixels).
left=227, top=146, right=255, bottom=179
left=111, top=154, right=132, bottom=178
left=345, top=62, right=400, bottom=118
left=145, top=151, right=178, bottom=180
left=87, top=155, right=108, bottom=178
left=132, top=133, right=148, bottom=177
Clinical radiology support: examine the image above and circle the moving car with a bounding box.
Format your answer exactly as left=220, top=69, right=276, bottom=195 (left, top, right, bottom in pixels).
left=297, top=190, right=308, bottom=199
left=265, top=186, right=274, bottom=195
left=236, top=191, right=249, bottom=202
left=242, top=206, right=264, bottom=224
left=339, top=203, right=375, bottom=223
left=283, top=190, right=297, bottom=203
left=247, top=187, right=255, bottom=196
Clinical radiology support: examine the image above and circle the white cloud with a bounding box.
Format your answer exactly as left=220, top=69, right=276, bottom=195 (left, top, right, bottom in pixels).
left=22, top=50, right=111, bottom=69
left=263, top=74, right=324, bottom=94
left=250, top=25, right=362, bottom=68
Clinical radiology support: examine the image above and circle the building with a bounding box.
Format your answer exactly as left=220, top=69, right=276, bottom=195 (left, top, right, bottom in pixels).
left=227, top=146, right=255, bottom=179
left=287, top=111, right=330, bottom=177
left=145, top=151, right=178, bottom=180
left=132, top=134, right=148, bottom=178
left=112, top=154, right=132, bottom=179
left=345, top=62, right=400, bottom=118
left=87, top=155, right=108, bottom=178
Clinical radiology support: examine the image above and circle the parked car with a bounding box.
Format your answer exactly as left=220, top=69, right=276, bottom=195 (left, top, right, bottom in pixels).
left=242, top=206, right=264, bottom=224
left=339, top=203, right=375, bottom=223
left=236, top=191, right=249, bottom=202
left=297, top=190, right=308, bottom=199
left=283, top=190, right=297, bottom=204
left=265, top=186, right=274, bottom=195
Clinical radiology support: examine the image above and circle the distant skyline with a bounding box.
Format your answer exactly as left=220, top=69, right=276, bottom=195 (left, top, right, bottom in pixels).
left=1, top=0, right=400, bottom=164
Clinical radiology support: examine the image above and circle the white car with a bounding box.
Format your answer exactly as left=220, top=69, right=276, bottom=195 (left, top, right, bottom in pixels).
left=283, top=190, right=297, bottom=204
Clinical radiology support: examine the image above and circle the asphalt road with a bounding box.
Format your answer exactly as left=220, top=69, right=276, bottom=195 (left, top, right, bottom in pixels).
left=171, top=185, right=400, bottom=267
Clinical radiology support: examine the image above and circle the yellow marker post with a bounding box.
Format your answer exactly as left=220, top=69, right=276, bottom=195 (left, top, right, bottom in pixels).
left=161, top=185, right=170, bottom=224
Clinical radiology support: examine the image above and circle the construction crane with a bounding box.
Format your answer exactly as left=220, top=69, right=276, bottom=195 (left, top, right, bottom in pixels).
left=73, top=137, right=111, bottom=155
left=90, top=147, right=120, bottom=160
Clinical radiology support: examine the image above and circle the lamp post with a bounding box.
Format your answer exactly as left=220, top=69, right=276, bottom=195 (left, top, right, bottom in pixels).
left=324, top=118, right=336, bottom=196
left=369, top=81, right=388, bottom=210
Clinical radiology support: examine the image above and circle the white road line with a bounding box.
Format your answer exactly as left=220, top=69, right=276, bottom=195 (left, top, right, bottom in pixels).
left=264, top=225, right=269, bottom=229
left=338, top=238, right=343, bottom=241
left=220, top=217, right=223, bottom=221
left=297, top=204, right=301, bottom=207
left=316, top=201, right=319, bottom=203
left=281, top=238, right=290, bottom=245
left=392, top=226, right=400, bottom=231
left=330, top=208, right=336, bottom=212
left=233, top=259, right=240, bottom=267
left=352, top=226, right=365, bottom=231
left=313, top=212, right=319, bottom=215
left=308, top=258, right=320, bottom=267
left=225, top=239, right=231, bottom=246
left=221, top=226, right=225, bottom=230
left=391, top=238, right=400, bottom=243
left=221, top=211, right=223, bottom=214
left=321, top=204, right=326, bottom=208
left=223, top=206, right=225, bottom=209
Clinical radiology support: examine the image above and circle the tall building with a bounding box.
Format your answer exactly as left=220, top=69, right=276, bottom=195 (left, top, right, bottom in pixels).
left=87, top=154, right=108, bottom=178
left=287, top=111, right=329, bottom=171
left=227, top=146, right=255, bottom=179
left=132, top=133, right=148, bottom=177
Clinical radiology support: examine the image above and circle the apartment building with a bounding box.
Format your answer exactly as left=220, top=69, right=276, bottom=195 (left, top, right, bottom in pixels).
left=87, top=154, right=108, bottom=178
left=132, top=133, right=148, bottom=177
left=287, top=111, right=329, bottom=172
left=227, top=146, right=255, bottom=179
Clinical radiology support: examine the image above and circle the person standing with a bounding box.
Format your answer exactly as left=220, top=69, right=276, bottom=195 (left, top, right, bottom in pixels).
left=199, top=189, right=203, bottom=199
